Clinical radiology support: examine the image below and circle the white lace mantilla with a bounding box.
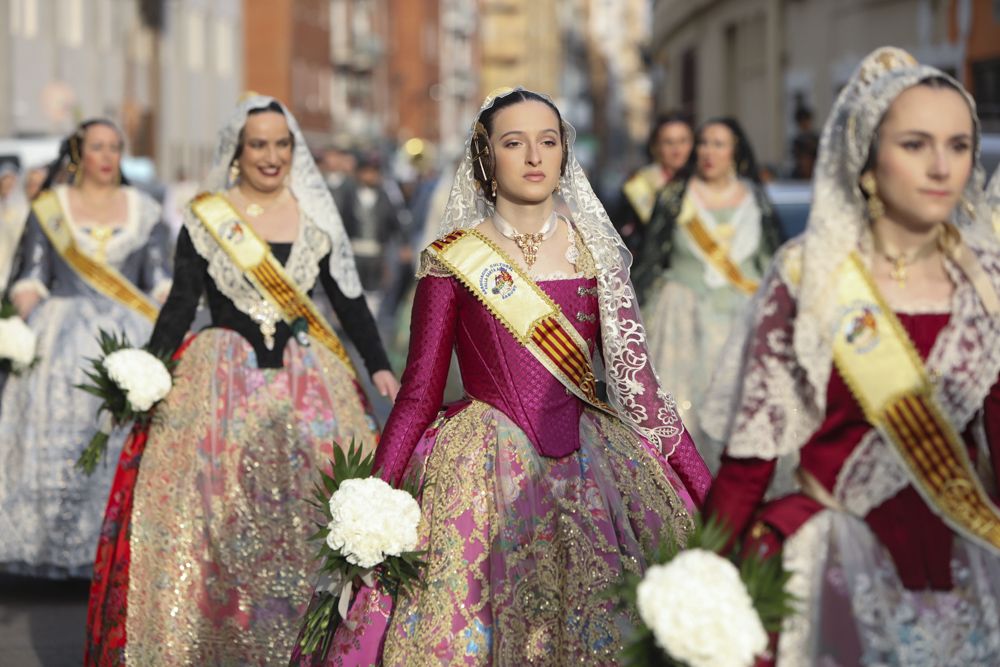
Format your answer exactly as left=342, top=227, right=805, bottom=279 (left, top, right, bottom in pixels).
left=433, top=86, right=686, bottom=457
left=184, top=202, right=330, bottom=320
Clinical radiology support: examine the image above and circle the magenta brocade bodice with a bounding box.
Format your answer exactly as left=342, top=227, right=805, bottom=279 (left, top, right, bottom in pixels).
left=373, top=274, right=602, bottom=485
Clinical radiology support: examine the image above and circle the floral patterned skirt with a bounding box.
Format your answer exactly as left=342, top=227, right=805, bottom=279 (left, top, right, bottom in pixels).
left=85, top=329, right=379, bottom=667
left=306, top=399, right=696, bottom=666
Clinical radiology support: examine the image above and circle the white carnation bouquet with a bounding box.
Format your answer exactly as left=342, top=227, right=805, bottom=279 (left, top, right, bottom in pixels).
left=0, top=300, right=38, bottom=375
left=297, top=441, right=426, bottom=661
left=76, top=329, right=174, bottom=474
left=617, top=518, right=796, bottom=667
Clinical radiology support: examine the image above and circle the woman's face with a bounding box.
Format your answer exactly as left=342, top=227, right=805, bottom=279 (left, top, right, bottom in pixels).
left=489, top=100, right=563, bottom=206
left=79, top=124, right=123, bottom=187
left=237, top=111, right=293, bottom=193
left=654, top=121, right=694, bottom=174
left=866, top=84, right=974, bottom=230
left=695, top=123, right=737, bottom=183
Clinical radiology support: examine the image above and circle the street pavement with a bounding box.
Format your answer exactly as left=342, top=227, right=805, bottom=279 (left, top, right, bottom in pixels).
left=0, top=574, right=88, bottom=666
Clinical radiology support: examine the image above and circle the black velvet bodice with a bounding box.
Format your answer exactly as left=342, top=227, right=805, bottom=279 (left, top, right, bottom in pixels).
left=149, top=227, right=390, bottom=372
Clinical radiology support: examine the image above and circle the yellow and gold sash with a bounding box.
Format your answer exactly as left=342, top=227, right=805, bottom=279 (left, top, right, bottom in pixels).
left=427, top=229, right=612, bottom=413
left=31, top=190, right=158, bottom=322
left=623, top=165, right=663, bottom=224
left=190, top=193, right=356, bottom=376
left=676, top=194, right=758, bottom=295
left=832, top=252, right=1000, bottom=552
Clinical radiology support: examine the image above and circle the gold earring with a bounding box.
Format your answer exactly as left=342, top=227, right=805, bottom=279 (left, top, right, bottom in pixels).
left=490, top=178, right=497, bottom=198
left=229, top=161, right=240, bottom=183
left=860, top=173, right=884, bottom=221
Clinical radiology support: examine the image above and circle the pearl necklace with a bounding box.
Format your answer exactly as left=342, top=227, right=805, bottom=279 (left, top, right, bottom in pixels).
left=491, top=211, right=558, bottom=267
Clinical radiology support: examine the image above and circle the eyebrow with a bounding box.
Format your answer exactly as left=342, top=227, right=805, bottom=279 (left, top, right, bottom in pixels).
left=894, top=130, right=973, bottom=141
left=498, top=128, right=559, bottom=140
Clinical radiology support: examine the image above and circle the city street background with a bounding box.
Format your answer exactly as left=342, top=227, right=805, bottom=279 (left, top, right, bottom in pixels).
left=1, top=0, right=1000, bottom=665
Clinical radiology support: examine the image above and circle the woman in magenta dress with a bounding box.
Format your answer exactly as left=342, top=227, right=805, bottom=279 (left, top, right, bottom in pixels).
left=294, top=88, right=710, bottom=665
left=702, top=48, right=1000, bottom=665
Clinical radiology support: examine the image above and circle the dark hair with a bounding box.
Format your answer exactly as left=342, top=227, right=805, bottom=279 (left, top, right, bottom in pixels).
left=40, top=118, right=129, bottom=191
left=470, top=90, right=568, bottom=202
left=647, top=111, right=694, bottom=157
left=231, top=101, right=294, bottom=165
left=677, top=116, right=763, bottom=184
left=794, top=106, right=813, bottom=125
left=860, top=75, right=972, bottom=176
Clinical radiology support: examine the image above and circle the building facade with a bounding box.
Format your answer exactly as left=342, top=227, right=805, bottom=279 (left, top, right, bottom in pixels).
left=649, top=0, right=995, bottom=170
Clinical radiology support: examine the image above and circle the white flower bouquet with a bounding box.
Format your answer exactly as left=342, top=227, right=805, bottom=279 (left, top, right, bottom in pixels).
left=618, top=518, right=796, bottom=667
left=297, top=441, right=426, bottom=661
left=76, top=329, right=174, bottom=474
left=0, top=300, right=38, bottom=375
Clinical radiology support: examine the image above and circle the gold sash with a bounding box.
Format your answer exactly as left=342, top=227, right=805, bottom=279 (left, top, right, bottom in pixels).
left=832, top=252, right=1000, bottom=552
left=427, top=229, right=612, bottom=413
left=31, top=190, right=158, bottom=322
left=677, top=194, right=758, bottom=295
left=190, top=193, right=356, bottom=375
left=623, top=165, right=662, bottom=224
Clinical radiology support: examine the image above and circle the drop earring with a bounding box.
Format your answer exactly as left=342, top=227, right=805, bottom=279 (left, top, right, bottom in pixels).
left=229, top=161, right=241, bottom=184
left=860, top=173, right=884, bottom=221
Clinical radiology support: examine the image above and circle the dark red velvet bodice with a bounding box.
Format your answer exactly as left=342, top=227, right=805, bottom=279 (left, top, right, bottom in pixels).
left=708, top=312, right=1000, bottom=590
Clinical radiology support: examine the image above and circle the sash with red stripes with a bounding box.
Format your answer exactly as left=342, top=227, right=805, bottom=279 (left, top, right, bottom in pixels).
left=190, top=193, right=356, bottom=376
left=832, top=252, right=1000, bottom=553
left=428, top=229, right=612, bottom=414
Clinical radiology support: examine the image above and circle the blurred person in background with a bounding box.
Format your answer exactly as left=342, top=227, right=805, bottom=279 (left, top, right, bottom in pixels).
left=615, top=111, right=695, bottom=252
left=0, top=119, right=172, bottom=579
left=790, top=104, right=819, bottom=180
left=86, top=96, right=398, bottom=666
left=0, top=162, right=29, bottom=291
left=342, top=152, right=410, bottom=317
left=632, top=117, right=783, bottom=469
left=704, top=47, right=1000, bottom=667
left=319, top=143, right=357, bottom=221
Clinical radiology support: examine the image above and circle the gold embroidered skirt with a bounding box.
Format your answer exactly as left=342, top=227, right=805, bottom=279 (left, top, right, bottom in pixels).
left=125, top=329, right=379, bottom=666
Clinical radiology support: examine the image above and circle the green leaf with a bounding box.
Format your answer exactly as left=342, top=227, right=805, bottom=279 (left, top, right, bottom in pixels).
left=76, top=430, right=110, bottom=475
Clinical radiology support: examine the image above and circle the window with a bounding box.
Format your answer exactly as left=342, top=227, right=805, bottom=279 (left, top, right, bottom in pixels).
left=214, top=19, right=232, bottom=75
left=187, top=10, right=205, bottom=71
left=972, top=57, right=1000, bottom=132
left=63, top=0, right=84, bottom=47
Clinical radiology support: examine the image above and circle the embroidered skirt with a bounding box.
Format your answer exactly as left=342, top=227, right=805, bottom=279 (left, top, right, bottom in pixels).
left=301, top=399, right=696, bottom=666
left=86, top=329, right=379, bottom=666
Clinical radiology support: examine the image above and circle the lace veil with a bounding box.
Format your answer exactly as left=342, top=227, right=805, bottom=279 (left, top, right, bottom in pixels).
left=701, top=46, right=998, bottom=461
left=435, top=87, right=687, bottom=456
left=194, top=95, right=362, bottom=298
left=989, top=167, right=1000, bottom=228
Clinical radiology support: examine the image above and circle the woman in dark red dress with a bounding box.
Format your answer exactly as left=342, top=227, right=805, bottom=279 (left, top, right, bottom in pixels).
left=703, top=47, right=1000, bottom=666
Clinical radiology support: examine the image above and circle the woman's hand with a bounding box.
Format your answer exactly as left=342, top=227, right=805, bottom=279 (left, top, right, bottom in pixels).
left=372, top=369, right=401, bottom=403
left=12, top=289, right=42, bottom=320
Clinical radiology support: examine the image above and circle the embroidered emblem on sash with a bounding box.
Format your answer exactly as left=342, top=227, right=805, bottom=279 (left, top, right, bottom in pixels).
left=480, top=263, right=516, bottom=299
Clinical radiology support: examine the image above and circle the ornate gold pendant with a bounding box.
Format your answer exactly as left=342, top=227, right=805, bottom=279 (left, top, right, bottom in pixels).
left=512, top=232, right=544, bottom=267
left=245, top=203, right=264, bottom=218
left=249, top=299, right=280, bottom=350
